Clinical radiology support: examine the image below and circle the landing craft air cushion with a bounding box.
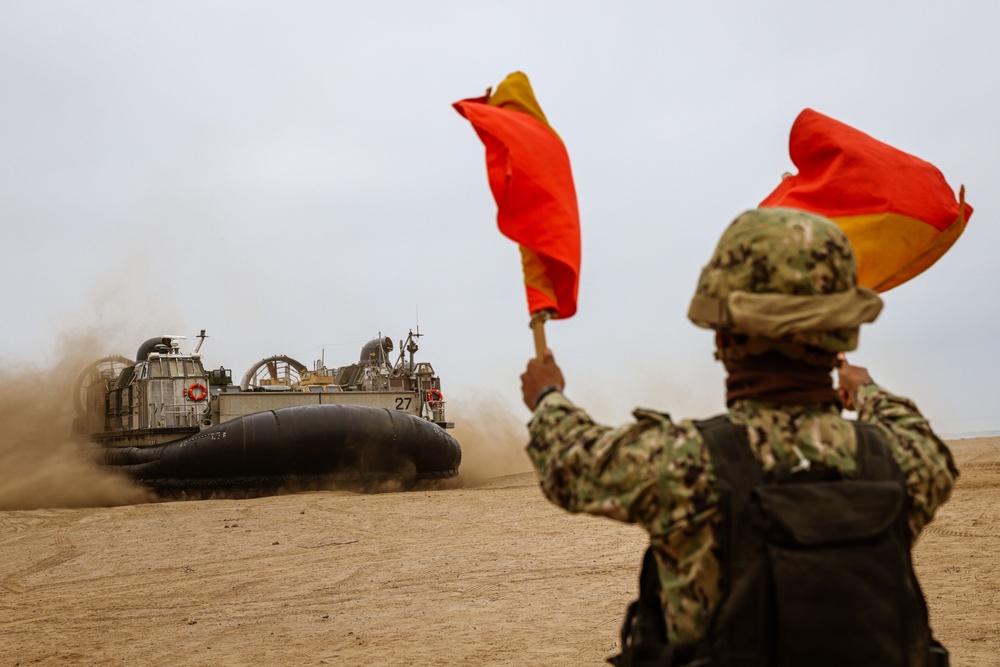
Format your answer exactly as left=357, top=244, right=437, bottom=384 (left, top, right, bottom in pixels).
left=74, top=330, right=461, bottom=494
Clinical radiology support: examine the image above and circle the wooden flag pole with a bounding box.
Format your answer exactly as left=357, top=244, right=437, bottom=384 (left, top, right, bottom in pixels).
left=530, top=310, right=556, bottom=360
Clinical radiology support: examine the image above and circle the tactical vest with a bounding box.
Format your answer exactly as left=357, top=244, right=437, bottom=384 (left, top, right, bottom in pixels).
left=611, top=416, right=948, bottom=667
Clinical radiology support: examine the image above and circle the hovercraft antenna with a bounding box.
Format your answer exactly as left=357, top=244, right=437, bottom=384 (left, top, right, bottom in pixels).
left=194, top=330, right=208, bottom=354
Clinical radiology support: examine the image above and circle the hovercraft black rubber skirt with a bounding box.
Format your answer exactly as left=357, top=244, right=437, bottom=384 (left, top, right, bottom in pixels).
left=103, top=404, right=461, bottom=489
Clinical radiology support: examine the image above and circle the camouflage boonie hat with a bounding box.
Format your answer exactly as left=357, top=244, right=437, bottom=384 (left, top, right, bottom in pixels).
left=688, top=208, right=883, bottom=353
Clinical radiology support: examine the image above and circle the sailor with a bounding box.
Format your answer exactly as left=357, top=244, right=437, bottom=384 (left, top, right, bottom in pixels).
left=520, top=208, right=956, bottom=666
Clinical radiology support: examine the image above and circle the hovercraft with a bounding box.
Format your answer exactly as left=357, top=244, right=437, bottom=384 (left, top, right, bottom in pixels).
left=74, top=330, right=461, bottom=494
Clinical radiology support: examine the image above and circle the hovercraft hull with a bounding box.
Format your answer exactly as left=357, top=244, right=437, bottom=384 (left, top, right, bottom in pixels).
left=103, top=404, right=461, bottom=489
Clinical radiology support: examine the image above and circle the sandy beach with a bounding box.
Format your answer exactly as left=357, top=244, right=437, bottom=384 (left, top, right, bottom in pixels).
left=0, top=431, right=997, bottom=666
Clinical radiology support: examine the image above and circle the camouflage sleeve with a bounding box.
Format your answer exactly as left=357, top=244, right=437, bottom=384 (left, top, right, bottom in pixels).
left=855, top=383, right=958, bottom=537
left=526, top=390, right=678, bottom=525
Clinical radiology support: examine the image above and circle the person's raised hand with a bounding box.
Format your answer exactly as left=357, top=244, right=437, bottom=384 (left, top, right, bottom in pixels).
left=836, top=353, right=874, bottom=411
left=520, top=350, right=565, bottom=411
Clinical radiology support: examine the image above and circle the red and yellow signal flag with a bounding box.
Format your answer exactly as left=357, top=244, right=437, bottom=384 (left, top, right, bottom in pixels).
left=453, top=71, right=581, bottom=323
left=760, top=108, right=971, bottom=292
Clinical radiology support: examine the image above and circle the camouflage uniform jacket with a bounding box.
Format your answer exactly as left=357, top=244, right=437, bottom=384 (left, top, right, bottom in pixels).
left=526, top=383, right=957, bottom=645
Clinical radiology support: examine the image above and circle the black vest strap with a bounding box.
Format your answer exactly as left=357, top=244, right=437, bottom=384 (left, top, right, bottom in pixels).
left=698, top=416, right=767, bottom=666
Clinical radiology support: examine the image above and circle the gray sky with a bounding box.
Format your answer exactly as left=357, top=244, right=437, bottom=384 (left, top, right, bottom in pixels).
left=1, top=2, right=996, bottom=437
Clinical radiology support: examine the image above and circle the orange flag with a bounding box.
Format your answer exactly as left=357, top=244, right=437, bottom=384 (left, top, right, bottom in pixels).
left=453, top=71, right=581, bottom=318
left=760, top=109, right=971, bottom=292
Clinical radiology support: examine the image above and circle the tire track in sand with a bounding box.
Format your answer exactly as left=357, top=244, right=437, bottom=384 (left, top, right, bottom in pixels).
left=1, top=527, right=79, bottom=594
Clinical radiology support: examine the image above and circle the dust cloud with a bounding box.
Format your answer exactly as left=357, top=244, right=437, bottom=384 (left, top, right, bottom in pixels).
left=0, top=344, right=536, bottom=510
left=0, top=341, right=151, bottom=511
left=448, top=394, right=535, bottom=487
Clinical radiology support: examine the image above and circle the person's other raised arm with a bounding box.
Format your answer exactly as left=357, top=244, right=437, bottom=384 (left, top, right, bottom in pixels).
left=837, top=355, right=957, bottom=536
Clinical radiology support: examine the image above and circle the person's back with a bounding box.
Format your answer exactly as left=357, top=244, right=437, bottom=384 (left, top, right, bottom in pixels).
left=520, top=209, right=956, bottom=665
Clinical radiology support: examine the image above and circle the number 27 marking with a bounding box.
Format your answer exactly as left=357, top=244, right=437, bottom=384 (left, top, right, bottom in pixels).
left=395, top=397, right=412, bottom=410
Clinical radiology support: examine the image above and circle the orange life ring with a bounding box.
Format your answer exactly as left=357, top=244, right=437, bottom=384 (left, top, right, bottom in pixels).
left=187, top=382, right=208, bottom=402
left=426, top=389, right=443, bottom=405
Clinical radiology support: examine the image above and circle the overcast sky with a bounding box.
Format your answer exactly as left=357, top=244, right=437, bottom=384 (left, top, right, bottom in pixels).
left=1, top=2, right=996, bottom=437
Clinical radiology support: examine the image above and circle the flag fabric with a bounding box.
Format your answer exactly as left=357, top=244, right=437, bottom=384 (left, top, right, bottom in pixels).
left=760, top=108, right=971, bottom=292
left=453, top=71, right=581, bottom=318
